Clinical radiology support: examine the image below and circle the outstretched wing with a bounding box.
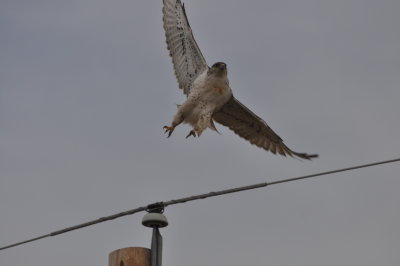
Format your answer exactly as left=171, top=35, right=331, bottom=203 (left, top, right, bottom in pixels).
left=163, top=0, right=208, bottom=95
left=213, top=97, right=318, bottom=160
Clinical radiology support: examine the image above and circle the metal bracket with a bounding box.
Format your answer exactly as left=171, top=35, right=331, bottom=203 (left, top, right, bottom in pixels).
left=142, top=203, right=168, bottom=266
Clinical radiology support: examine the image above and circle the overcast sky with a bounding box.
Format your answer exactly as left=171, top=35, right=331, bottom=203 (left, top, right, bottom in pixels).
left=1, top=0, right=400, bottom=265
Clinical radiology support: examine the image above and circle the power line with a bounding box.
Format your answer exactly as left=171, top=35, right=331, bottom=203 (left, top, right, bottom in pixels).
left=1, top=157, right=400, bottom=251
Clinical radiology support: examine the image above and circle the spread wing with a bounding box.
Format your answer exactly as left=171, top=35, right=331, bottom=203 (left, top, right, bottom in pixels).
left=163, top=0, right=208, bottom=95
left=213, top=97, right=318, bottom=160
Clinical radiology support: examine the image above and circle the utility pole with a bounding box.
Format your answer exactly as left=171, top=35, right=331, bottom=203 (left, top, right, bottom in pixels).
left=109, top=203, right=168, bottom=266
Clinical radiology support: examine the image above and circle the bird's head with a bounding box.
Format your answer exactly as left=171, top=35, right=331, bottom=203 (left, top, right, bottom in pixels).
left=208, top=62, right=227, bottom=77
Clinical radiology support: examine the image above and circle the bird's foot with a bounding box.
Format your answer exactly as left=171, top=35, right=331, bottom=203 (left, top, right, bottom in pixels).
left=163, top=126, right=175, bottom=138
left=186, top=130, right=196, bottom=139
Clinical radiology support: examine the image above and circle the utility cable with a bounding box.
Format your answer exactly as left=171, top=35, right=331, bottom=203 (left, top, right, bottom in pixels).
left=1, top=157, right=400, bottom=251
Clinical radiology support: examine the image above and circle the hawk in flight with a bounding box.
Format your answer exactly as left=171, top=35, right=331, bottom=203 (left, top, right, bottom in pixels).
left=162, top=0, right=318, bottom=160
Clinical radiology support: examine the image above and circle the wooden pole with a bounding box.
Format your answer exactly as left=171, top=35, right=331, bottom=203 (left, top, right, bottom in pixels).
left=109, top=247, right=151, bottom=266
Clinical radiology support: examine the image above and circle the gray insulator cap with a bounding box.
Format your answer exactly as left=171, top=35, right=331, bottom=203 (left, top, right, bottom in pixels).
left=142, top=213, right=169, bottom=228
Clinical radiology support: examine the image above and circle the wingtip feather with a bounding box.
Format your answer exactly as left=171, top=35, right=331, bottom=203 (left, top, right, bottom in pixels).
left=292, top=152, right=319, bottom=160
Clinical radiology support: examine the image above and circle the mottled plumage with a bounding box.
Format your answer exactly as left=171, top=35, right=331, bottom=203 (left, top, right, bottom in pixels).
left=162, top=0, right=318, bottom=160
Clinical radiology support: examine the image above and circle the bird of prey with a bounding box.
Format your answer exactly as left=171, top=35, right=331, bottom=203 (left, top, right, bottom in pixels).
left=162, top=0, right=318, bottom=160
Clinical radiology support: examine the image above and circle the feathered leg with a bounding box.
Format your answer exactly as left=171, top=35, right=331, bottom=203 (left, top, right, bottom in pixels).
left=194, top=111, right=213, bottom=137
left=163, top=103, right=191, bottom=137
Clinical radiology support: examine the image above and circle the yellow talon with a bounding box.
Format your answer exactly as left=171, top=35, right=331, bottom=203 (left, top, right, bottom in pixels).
left=163, top=126, right=175, bottom=137
left=186, top=130, right=196, bottom=139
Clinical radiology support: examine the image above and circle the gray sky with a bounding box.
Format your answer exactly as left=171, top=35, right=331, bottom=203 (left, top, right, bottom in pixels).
left=1, top=0, right=400, bottom=265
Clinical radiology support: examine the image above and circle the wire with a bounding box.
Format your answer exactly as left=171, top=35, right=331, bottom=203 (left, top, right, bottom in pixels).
left=1, top=157, right=400, bottom=251
left=162, top=157, right=400, bottom=206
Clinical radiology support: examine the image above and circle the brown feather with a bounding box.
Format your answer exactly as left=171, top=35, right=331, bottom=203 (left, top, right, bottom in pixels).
left=213, top=96, right=318, bottom=160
